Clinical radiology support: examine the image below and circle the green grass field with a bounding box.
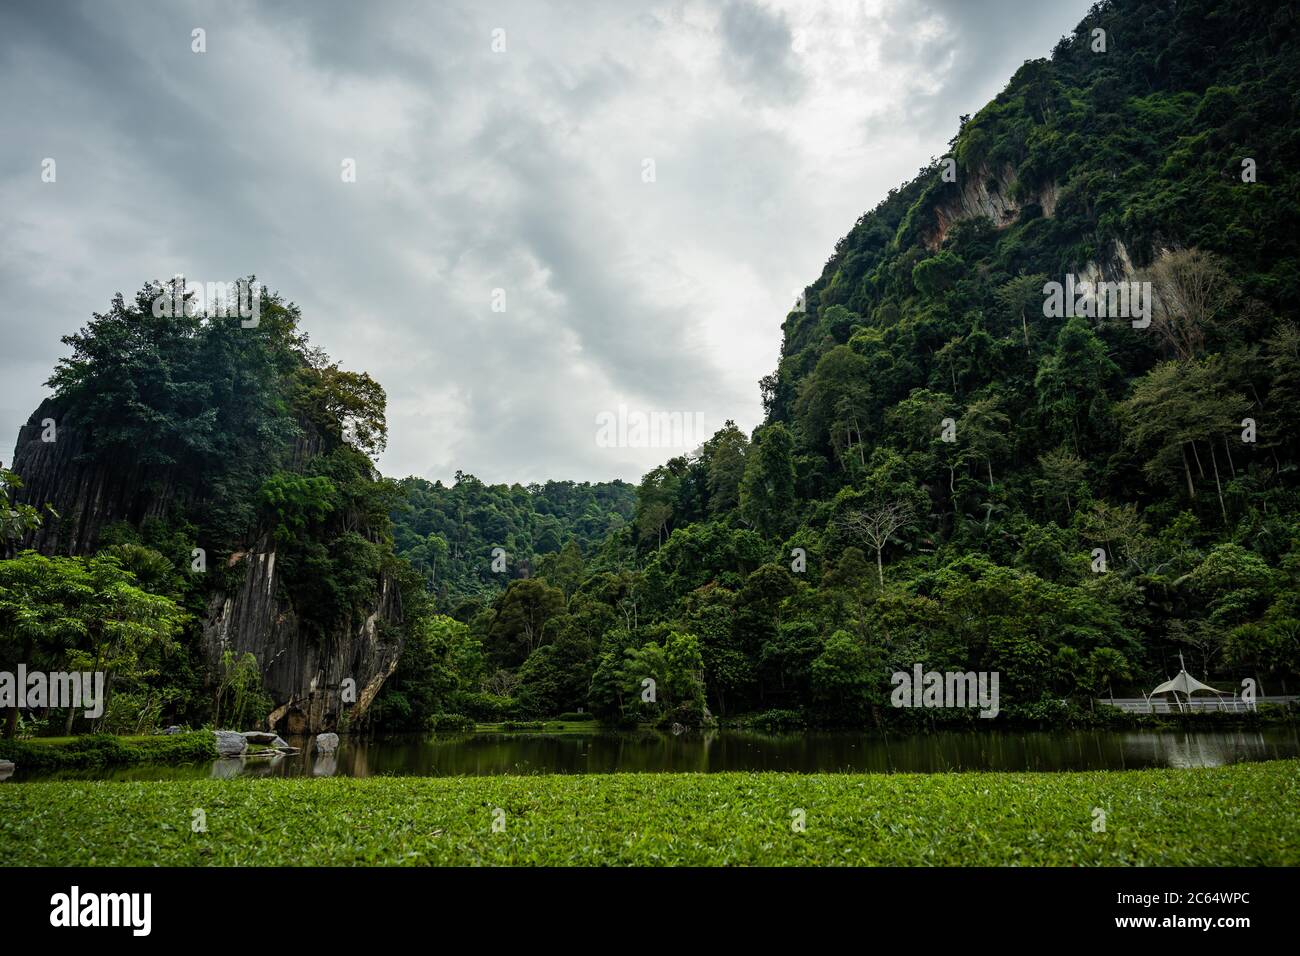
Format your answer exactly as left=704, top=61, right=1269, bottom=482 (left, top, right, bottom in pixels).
left=2, top=759, right=1296, bottom=866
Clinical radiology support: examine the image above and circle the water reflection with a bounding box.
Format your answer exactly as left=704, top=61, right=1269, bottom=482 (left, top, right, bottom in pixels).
left=211, top=757, right=244, bottom=779
left=12, top=727, right=1296, bottom=783
left=1117, top=730, right=1276, bottom=769
left=256, top=728, right=1300, bottom=778
left=313, top=752, right=338, bottom=777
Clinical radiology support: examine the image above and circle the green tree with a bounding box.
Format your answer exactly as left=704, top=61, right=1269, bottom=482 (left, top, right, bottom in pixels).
left=1034, top=317, right=1121, bottom=454
left=739, top=423, right=797, bottom=538
left=1034, top=446, right=1089, bottom=518
left=957, top=396, right=1010, bottom=490
left=294, top=360, right=389, bottom=460
left=702, top=421, right=749, bottom=515
left=794, top=346, right=873, bottom=464
left=487, top=578, right=566, bottom=665
left=1083, top=647, right=1132, bottom=705
left=1118, top=358, right=1250, bottom=519
left=994, top=273, right=1050, bottom=352
left=0, top=551, right=185, bottom=737
left=0, top=469, right=49, bottom=542
left=810, top=629, right=876, bottom=723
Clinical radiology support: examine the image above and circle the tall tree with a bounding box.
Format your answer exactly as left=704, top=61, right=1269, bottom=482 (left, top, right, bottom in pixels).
left=701, top=421, right=749, bottom=515
left=836, top=501, right=915, bottom=587
left=739, top=424, right=797, bottom=539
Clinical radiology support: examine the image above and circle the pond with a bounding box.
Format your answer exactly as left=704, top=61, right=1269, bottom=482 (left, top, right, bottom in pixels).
left=10, top=727, right=1300, bottom=782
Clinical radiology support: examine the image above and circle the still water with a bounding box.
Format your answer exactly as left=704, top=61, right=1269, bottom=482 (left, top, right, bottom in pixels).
left=11, top=728, right=1300, bottom=782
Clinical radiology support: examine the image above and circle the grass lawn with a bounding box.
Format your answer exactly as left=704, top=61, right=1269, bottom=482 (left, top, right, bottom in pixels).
left=2, top=759, right=1297, bottom=866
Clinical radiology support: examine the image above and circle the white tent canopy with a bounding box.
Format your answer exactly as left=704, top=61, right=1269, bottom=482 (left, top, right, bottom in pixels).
left=1149, top=670, right=1230, bottom=698
left=1145, top=653, right=1231, bottom=712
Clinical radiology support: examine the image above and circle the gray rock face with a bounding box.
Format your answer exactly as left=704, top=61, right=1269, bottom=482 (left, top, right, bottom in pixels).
left=202, top=537, right=402, bottom=736
left=5, top=399, right=186, bottom=556
left=0, top=759, right=15, bottom=780
left=241, top=731, right=280, bottom=745
left=314, top=732, right=340, bottom=753
left=9, top=406, right=404, bottom=736
left=214, top=730, right=248, bottom=756
left=924, top=162, right=1059, bottom=251
left=1076, top=237, right=1147, bottom=287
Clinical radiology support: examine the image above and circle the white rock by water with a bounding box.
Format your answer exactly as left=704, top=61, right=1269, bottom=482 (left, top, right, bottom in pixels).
left=214, top=730, right=248, bottom=756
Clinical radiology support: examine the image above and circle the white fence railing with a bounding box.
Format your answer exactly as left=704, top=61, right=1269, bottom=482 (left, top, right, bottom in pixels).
left=1096, top=695, right=1299, bottom=714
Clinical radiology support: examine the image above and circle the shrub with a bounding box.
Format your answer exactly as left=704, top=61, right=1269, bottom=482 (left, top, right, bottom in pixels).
left=427, top=713, right=475, bottom=733
left=0, top=732, right=216, bottom=770
left=499, top=720, right=545, bottom=731
left=448, top=691, right=514, bottom=722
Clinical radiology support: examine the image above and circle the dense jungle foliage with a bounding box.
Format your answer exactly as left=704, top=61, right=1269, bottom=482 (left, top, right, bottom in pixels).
left=1, top=281, right=414, bottom=736
left=392, top=474, right=635, bottom=606
left=5, top=0, right=1299, bottom=737
left=378, top=0, right=1300, bottom=730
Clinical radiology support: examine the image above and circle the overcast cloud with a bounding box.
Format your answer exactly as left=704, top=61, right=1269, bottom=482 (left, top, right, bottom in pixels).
left=0, top=0, right=1092, bottom=485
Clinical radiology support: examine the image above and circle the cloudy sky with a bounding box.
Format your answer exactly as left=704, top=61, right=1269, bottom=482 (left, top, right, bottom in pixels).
left=0, top=0, right=1091, bottom=486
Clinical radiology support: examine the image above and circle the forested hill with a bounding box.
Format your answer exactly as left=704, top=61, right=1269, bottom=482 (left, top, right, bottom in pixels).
left=738, top=0, right=1300, bottom=555
left=391, top=475, right=635, bottom=607
left=765, top=0, right=1299, bottom=433
left=4, top=283, right=414, bottom=735
left=374, top=0, right=1300, bottom=731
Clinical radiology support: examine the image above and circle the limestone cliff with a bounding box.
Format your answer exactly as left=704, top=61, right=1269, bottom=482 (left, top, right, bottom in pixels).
left=203, top=539, right=402, bottom=734
left=8, top=402, right=402, bottom=734
left=7, top=398, right=187, bottom=555
left=923, top=162, right=1059, bottom=251
left=922, top=162, right=1161, bottom=287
